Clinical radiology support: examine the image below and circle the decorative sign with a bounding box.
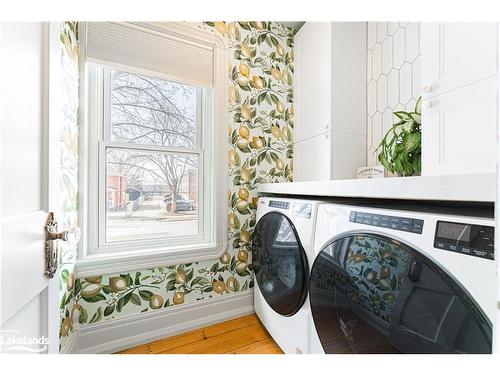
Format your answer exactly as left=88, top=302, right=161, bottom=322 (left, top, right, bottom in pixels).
left=357, top=166, right=386, bottom=179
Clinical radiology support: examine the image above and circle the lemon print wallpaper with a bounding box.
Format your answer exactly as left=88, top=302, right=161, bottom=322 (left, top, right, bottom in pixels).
left=54, top=21, right=80, bottom=352
left=58, top=21, right=295, bottom=342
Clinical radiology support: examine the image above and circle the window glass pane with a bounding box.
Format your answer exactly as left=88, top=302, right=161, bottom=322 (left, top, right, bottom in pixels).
left=105, top=148, right=199, bottom=243
left=109, top=70, right=198, bottom=149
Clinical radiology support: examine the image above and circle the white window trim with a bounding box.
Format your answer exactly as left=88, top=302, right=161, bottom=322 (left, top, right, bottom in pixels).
left=92, top=68, right=207, bottom=253
left=76, top=22, right=228, bottom=278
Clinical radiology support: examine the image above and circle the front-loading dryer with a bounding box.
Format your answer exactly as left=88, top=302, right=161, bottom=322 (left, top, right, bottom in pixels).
left=251, top=197, right=319, bottom=354
left=309, top=203, right=494, bottom=354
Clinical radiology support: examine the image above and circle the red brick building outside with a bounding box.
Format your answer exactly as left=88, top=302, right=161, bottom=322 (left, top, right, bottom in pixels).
left=107, top=175, right=128, bottom=209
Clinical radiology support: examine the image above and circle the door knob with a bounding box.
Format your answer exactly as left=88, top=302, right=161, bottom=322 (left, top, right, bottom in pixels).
left=44, top=212, right=80, bottom=279
left=47, top=227, right=81, bottom=243
left=422, top=85, right=433, bottom=93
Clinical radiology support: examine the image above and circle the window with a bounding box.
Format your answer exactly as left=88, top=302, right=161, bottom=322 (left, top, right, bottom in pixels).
left=104, top=69, right=203, bottom=243
left=78, top=22, right=228, bottom=276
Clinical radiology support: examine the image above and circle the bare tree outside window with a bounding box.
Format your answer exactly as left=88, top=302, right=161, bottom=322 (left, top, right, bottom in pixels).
left=105, top=70, right=202, bottom=243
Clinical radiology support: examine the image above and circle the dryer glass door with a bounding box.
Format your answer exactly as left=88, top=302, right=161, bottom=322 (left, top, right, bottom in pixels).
left=309, top=234, right=492, bottom=354
left=252, top=212, right=309, bottom=317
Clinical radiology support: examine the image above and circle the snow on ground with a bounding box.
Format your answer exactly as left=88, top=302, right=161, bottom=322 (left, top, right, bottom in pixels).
left=107, top=199, right=198, bottom=242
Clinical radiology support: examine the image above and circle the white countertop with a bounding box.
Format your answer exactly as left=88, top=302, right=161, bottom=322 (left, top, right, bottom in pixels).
left=257, top=173, right=496, bottom=202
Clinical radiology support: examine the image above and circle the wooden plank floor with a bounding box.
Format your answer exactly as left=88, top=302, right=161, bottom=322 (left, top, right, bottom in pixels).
left=117, top=314, right=284, bottom=354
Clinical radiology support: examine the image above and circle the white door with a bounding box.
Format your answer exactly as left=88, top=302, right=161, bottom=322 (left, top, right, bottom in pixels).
left=294, top=133, right=331, bottom=181
left=421, top=77, right=497, bottom=176
left=294, top=22, right=332, bottom=143
left=0, top=22, right=61, bottom=354
left=421, top=22, right=497, bottom=98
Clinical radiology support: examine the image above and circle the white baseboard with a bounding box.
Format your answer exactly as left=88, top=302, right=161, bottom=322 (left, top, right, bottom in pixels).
left=60, top=329, right=79, bottom=354
left=77, top=290, right=254, bottom=354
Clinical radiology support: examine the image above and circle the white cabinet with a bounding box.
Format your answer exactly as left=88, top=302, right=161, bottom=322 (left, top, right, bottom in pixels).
left=421, top=23, right=497, bottom=98
left=294, top=22, right=332, bottom=143
left=422, top=78, right=497, bottom=176
left=294, top=134, right=331, bottom=182
left=294, top=22, right=366, bottom=181
left=421, top=23, right=498, bottom=176
left=331, top=131, right=367, bottom=180
left=294, top=130, right=366, bottom=182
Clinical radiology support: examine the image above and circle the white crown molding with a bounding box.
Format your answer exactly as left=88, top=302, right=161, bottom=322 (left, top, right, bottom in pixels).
left=76, top=290, right=254, bottom=354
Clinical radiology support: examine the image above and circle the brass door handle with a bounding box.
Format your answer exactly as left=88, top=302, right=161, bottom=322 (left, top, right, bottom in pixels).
left=47, top=227, right=81, bottom=242
left=45, top=212, right=80, bottom=278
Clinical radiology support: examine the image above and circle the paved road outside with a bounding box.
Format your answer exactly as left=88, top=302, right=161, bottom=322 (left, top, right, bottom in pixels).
left=107, top=198, right=198, bottom=242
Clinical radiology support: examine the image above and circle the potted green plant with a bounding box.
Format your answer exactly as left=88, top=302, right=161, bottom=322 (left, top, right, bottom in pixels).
left=376, top=97, right=422, bottom=177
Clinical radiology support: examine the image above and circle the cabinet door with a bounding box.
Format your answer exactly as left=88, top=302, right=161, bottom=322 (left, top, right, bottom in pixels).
left=421, top=22, right=497, bottom=98
left=294, top=22, right=332, bottom=143
left=331, top=131, right=366, bottom=180
left=421, top=77, right=497, bottom=176
left=294, top=133, right=331, bottom=181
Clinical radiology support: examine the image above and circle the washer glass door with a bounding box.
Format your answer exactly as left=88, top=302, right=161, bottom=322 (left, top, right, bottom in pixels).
left=252, top=212, right=309, bottom=316
left=309, top=234, right=492, bottom=354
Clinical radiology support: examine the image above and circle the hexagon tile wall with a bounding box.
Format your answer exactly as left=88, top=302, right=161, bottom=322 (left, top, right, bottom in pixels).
left=366, top=22, right=421, bottom=167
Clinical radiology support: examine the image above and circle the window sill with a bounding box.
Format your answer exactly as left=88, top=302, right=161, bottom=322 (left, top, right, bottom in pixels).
left=75, top=241, right=227, bottom=278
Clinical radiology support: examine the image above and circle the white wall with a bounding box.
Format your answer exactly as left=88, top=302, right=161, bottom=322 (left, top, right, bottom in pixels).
left=366, top=22, right=421, bottom=167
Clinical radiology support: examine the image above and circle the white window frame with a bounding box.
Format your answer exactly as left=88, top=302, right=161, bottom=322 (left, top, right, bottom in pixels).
left=76, top=22, right=228, bottom=277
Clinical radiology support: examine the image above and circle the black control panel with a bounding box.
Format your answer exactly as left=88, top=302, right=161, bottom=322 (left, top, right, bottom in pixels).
left=269, top=200, right=290, bottom=209
left=434, top=221, right=494, bottom=260
left=349, top=211, right=424, bottom=234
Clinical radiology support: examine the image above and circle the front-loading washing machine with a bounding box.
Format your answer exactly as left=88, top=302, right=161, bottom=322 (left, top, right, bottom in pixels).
left=251, top=196, right=319, bottom=354
left=308, top=203, right=494, bottom=354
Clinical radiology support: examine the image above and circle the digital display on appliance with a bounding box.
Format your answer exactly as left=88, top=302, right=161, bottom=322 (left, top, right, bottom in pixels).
left=436, top=222, right=471, bottom=241
left=434, top=221, right=494, bottom=260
